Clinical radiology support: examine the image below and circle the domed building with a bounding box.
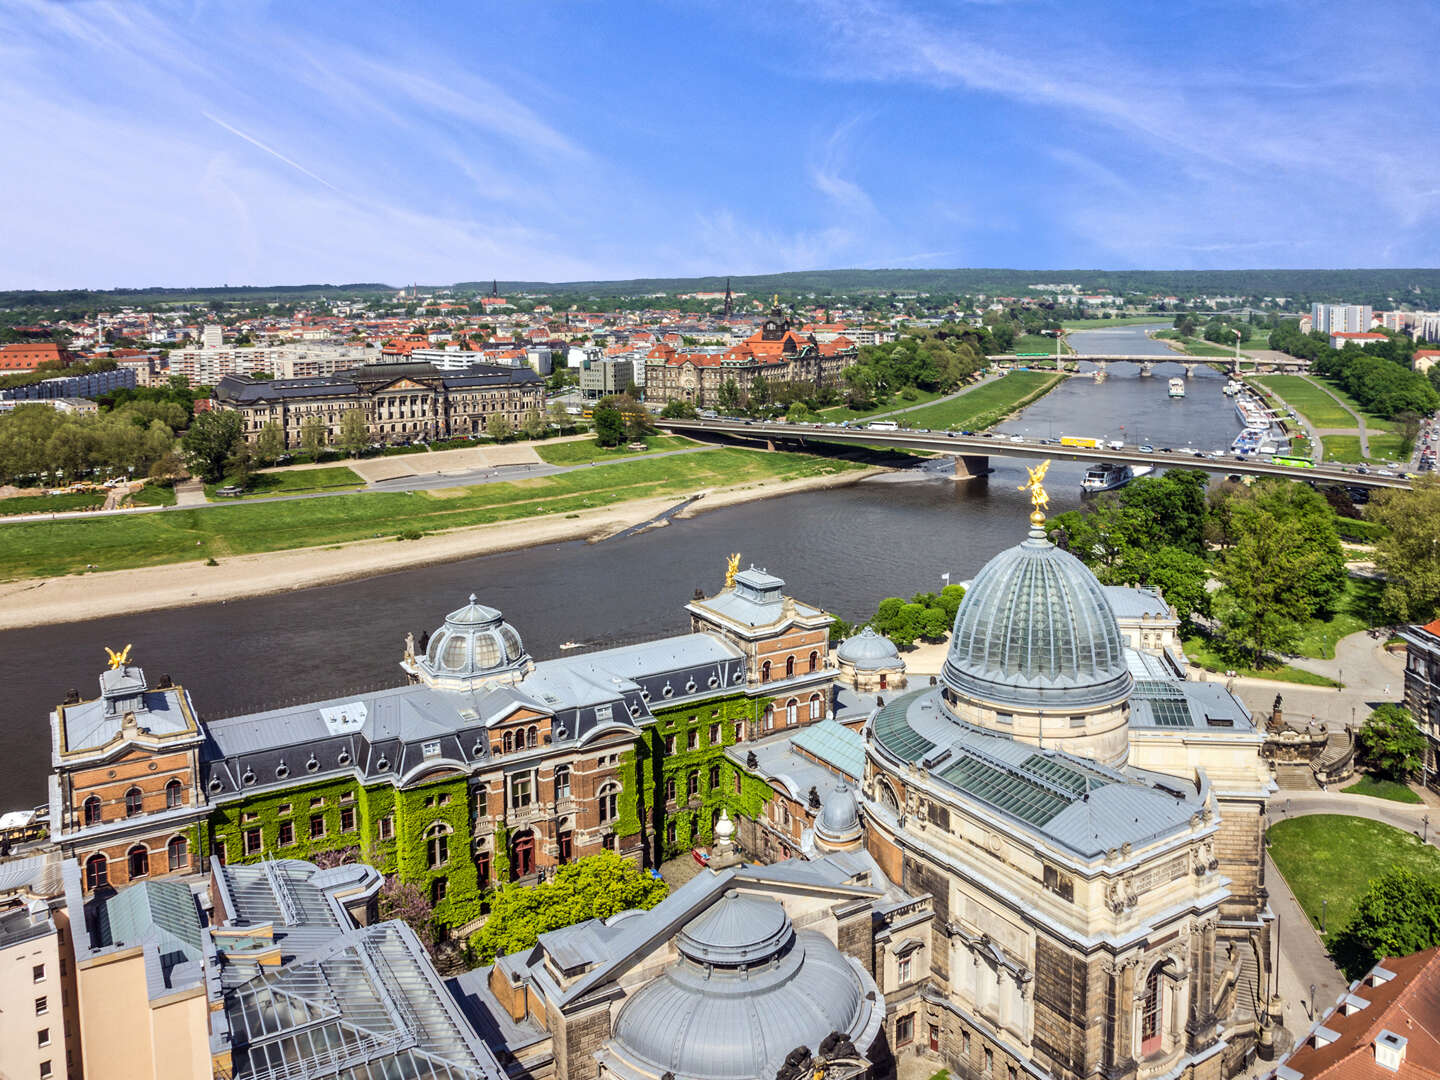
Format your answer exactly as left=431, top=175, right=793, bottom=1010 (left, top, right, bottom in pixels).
left=403, top=594, right=534, bottom=692
left=814, top=781, right=864, bottom=852
left=836, top=627, right=907, bottom=693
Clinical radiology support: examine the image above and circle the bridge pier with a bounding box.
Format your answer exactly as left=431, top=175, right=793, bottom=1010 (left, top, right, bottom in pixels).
left=953, top=454, right=991, bottom=480
left=1184, top=363, right=1196, bottom=378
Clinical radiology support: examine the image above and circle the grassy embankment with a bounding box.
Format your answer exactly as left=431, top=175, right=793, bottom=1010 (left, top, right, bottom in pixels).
left=205, top=465, right=367, bottom=500
left=1059, top=316, right=1172, bottom=329
left=1341, top=776, right=1423, bottom=804
left=533, top=435, right=695, bottom=466
left=126, top=484, right=177, bottom=507
left=1268, top=816, right=1440, bottom=944
left=818, top=389, right=949, bottom=423
left=1254, top=375, right=1406, bottom=464
left=1150, top=329, right=1241, bottom=357
left=0, top=491, right=108, bottom=516
left=893, top=372, right=1064, bottom=431
left=0, top=448, right=866, bottom=580
left=1291, top=576, right=1385, bottom=660
left=1179, top=635, right=1340, bottom=687
left=1006, top=333, right=1073, bottom=356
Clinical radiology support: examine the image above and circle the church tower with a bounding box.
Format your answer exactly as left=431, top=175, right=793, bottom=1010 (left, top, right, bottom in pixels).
left=723, top=277, right=733, bottom=317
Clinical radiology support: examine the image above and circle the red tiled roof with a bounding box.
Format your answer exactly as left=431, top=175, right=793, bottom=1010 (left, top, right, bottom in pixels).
left=1278, top=948, right=1440, bottom=1080
left=0, top=342, right=67, bottom=372
left=1423, top=618, right=1440, bottom=637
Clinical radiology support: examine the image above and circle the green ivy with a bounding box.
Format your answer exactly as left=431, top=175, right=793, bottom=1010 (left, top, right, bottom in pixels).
left=209, top=776, right=367, bottom=866
left=393, top=776, right=483, bottom=928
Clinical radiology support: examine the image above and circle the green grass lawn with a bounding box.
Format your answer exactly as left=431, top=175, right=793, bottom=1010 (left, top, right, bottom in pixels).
left=1151, top=331, right=1237, bottom=357
left=1268, top=815, right=1440, bottom=943
left=207, top=465, right=366, bottom=500
left=817, top=388, right=948, bottom=422
left=0, top=491, right=107, bottom=516
left=126, top=484, right=177, bottom=507
left=1292, top=576, right=1385, bottom=659
left=1341, top=776, right=1423, bottom=804
left=889, top=372, right=1063, bottom=431
left=1060, top=315, right=1170, bottom=329
left=534, top=434, right=696, bottom=466
left=1008, top=333, right=1071, bottom=356
left=0, top=448, right=867, bottom=579
left=1182, top=634, right=1340, bottom=686
left=1322, top=435, right=1365, bottom=464
left=1254, top=375, right=1356, bottom=428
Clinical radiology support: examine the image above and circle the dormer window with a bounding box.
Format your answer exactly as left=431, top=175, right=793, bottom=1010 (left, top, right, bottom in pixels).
left=423, top=741, right=441, bottom=758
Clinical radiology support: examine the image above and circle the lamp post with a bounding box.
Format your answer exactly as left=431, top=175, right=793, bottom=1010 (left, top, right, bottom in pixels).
left=1309, top=983, right=1317, bottom=1022
left=1322, top=899, right=1327, bottom=934
left=1425, top=815, right=1431, bottom=845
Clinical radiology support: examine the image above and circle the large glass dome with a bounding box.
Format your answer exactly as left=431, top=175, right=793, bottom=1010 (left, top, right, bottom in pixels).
left=417, top=594, right=530, bottom=684
left=941, top=530, right=1131, bottom=711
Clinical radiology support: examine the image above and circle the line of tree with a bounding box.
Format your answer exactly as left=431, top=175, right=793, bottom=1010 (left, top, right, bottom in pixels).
left=1369, top=475, right=1440, bottom=621
left=0, top=400, right=184, bottom=486
left=831, top=585, right=967, bottom=649
left=840, top=329, right=989, bottom=410
left=593, top=394, right=654, bottom=447
left=1269, top=323, right=1440, bottom=419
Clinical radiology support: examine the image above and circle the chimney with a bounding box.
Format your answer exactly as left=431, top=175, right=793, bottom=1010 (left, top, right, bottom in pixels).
left=1375, top=1031, right=1408, bottom=1072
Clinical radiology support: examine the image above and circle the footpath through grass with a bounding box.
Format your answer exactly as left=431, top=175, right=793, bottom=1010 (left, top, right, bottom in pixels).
left=0, top=448, right=866, bottom=579
left=1255, top=375, right=1405, bottom=463
left=534, top=434, right=695, bottom=466
left=1292, top=576, right=1385, bottom=660
left=1181, top=634, right=1340, bottom=686
left=1255, top=375, right=1355, bottom=428
left=891, top=372, right=1063, bottom=431
left=1341, top=776, right=1423, bottom=804
left=1151, top=330, right=1239, bottom=357
left=1268, top=815, right=1440, bottom=943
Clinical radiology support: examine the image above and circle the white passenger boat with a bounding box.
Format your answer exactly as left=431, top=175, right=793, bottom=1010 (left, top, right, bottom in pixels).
left=1081, top=462, right=1154, bottom=493
left=1168, top=377, right=1186, bottom=398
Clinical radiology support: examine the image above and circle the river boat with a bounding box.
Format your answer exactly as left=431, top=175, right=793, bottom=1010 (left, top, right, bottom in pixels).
left=1223, top=379, right=1244, bottom=396
left=559, top=641, right=583, bottom=650
left=1168, top=377, right=1186, bottom=398
left=1234, top=392, right=1278, bottom=429
left=1081, top=462, right=1154, bottom=493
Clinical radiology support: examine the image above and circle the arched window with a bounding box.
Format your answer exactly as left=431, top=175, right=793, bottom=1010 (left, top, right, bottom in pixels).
left=598, top=783, right=619, bottom=823
left=687, top=771, right=699, bottom=798
left=527, top=725, right=538, bottom=749
left=665, top=777, right=676, bottom=802
left=786, top=698, right=798, bottom=725
left=503, top=731, right=513, bottom=753
left=426, top=823, right=451, bottom=869
left=808, top=650, right=819, bottom=673
left=785, top=655, right=795, bottom=678
left=82, top=795, right=102, bottom=827
left=124, top=787, right=143, bottom=817
left=809, top=694, right=822, bottom=720
left=708, top=764, right=720, bottom=790
left=1140, top=964, right=1163, bottom=1055
left=167, top=835, right=188, bottom=872
left=878, top=780, right=900, bottom=814
left=85, top=854, right=108, bottom=890
left=763, top=704, right=774, bottom=731
left=128, top=845, right=149, bottom=879
left=761, top=660, right=772, bottom=683
left=165, top=779, right=184, bottom=809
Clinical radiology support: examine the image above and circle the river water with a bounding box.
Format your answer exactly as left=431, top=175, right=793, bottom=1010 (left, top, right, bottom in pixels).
left=0, top=325, right=1242, bottom=803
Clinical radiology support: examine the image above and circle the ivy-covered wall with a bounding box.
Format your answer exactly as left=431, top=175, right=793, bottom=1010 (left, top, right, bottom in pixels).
left=393, top=775, right=483, bottom=927
left=616, top=692, right=776, bottom=864
left=210, top=777, right=368, bottom=866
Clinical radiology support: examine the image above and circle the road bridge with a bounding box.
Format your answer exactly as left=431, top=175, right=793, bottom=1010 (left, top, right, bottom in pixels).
left=661, top=418, right=1412, bottom=490
left=986, top=354, right=1312, bottom=374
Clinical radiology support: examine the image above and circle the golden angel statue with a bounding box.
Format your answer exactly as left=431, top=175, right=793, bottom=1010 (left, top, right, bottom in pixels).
left=1018, top=459, right=1051, bottom=520
left=725, top=552, right=742, bottom=589
left=105, top=643, right=133, bottom=670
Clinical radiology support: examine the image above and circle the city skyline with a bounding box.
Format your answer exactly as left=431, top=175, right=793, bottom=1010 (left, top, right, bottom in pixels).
left=4, top=0, right=1438, bottom=289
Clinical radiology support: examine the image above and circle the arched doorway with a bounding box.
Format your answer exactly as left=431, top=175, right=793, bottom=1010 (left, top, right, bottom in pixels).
left=511, top=830, right=535, bottom=878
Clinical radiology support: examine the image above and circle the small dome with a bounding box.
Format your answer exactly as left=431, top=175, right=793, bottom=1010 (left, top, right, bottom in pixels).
left=416, top=594, right=530, bottom=684
left=942, top=531, right=1130, bottom=711
left=815, top=783, right=862, bottom=846
left=676, top=889, right=792, bottom=966
left=837, top=626, right=902, bottom=671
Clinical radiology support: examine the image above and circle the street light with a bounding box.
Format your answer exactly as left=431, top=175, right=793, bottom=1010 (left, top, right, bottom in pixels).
left=1425, top=815, right=1431, bottom=845
left=1309, top=983, right=1317, bottom=1022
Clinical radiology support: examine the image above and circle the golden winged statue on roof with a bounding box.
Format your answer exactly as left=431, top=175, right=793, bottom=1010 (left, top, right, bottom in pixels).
left=105, top=643, right=133, bottom=670
left=725, top=552, right=742, bottom=589
left=1018, top=459, right=1051, bottom=524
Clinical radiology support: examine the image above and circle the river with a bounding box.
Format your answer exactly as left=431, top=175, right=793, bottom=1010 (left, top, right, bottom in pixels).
left=0, top=324, right=1242, bottom=804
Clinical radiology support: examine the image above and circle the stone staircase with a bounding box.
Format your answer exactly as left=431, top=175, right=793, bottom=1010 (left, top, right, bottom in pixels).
left=1273, top=761, right=1319, bottom=791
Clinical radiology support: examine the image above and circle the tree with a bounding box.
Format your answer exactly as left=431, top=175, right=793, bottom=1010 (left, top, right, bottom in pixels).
left=1251, top=480, right=1346, bottom=617
left=520, top=409, right=549, bottom=440
left=181, top=410, right=243, bottom=483
left=593, top=405, right=625, bottom=447
left=338, top=408, right=370, bottom=457
left=486, top=413, right=514, bottom=441
left=1333, top=868, right=1440, bottom=978
left=1212, top=500, right=1325, bottom=665
left=299, top=415, right=327, bottom=458
left=255, top=420, right=285, bottom=466
left=717, top=378, right=742, bottom=414
left=661, top=400, right=698, bottom=419
left=467, top=851, right=667, bottom=963
left=1137, top=547, right=1212, bottom=634
left=1370, top=476, right=1440, bottom=622
left=378, top=876, right=438, bottom=955
left=1357, top=703, right=1427, bottom=782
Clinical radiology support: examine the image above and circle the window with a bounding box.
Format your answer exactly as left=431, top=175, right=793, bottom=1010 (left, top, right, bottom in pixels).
left=377, top=815, right=394, bottom=841
left=422, top=740, right=440, bottom=757
left=1069, top=714, right=1086, bottom=729
left=761, top=660, right=772, bottom=682
left=687, top=730, right=698, bottom=751
left=809, top=694, right=822, bottom=720
left=277, top=820, right=294, bottom=846
left=733, top=722, right=743, bottom=742
left=32, top=963, right=45, bottom=983
left=734, top=773, right=742, bottom=794
left=897, top=1013, right=914, bottom=1046
left=708, top=764, right=720, bottom=790
left=309, top=815, right=326, bottom=839
left=242, top=811, right=259, bottom=823
left=277, top=803, right=292, bottom=816
left=602, top=833, right=616, bottom=851
left=128, top=845, right=149, bottom=878
left=929, top=1025, right=940, bottom=1053
left=963, top=1030, right=971, bottom=1054
left=786, top=699, right=798, bottom=725
left=785, top=655, right=795, bottom=678
left=1141, top=965, right=1163, bottom=1055
left=38, top=1028, right=50, bottom=1047
left=503, top=731, right=514, bottom=753
left=244, top=827, right=262, bottom=855
left=996, top=712, right=1013, bottom=725
left=309, top=797, right=324, bottom=809
left=764, top=705, right=774, bottom=731
left=687, top=772, right=699, bottom=798
left=598, top=784, right=619, bottom=823
left=431, top=878, right=447, bottom=904
left=510, top=775, right=533, bottom=810
left=558, top=831, right=572, bottom=863
left=168, top=836, right=188, bottom=871
left=665, top=778, right=676, bottom=802
left=665, top=734, right=676, bottom=754
left=477, top=851, right=491, bottom=886
left=984, top=1048, right=994, bottom=1074
left=340, top=791, right=355, bottom=804
left=1008, top=1068, right=1018, bottom=1080
left=898, top=955, right=912, bottom=983
left=35, top=996, right=48, bottom=1015
left=124, top=787, right=143, bottom=816
left=340, top=806, right=356, bottom=832
left=707, top=723, right=720, bottom=744
left=808, top=650, right=819, bottom=673
left=527, top=725, right=538, bottom=749
left=166, top=779, right=183, bottom=809
left=555, top=765, right=571, bottom=801
left=666, top=820, right=677, bottom=845
left=82, top=795, right=101, bottom=826
left=1043, top=864, right=1075, bottom=902
left=40, top=1062, right=52, bottom=1080
left=427, top=824, right=451, bottom=869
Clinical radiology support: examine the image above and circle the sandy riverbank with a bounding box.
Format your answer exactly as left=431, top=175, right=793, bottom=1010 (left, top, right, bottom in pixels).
left=0, top=467, right=885, bottom=630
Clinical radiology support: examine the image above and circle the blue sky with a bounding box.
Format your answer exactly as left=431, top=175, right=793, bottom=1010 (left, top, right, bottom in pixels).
left=2, top=0, right=1435, bottom=288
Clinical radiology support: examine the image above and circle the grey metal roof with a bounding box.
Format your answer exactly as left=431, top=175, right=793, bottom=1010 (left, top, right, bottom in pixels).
left=674, top=889, right=793, bottom=965
left=871, top=689, right=1201, bottom=858
left=836, top=626, right=902, bottom=670
left=58, top=665, right=196, bottom=757
left=689, top=568, right=827, bottom=630
left=815, top=782, right=862, bottom=844
left=0, top=853, right=59, bottom=897
left=1130, top=680, right=1255, bottom=732
left=95, top=879, right=205, bottom=983
left=942, top=531, right=1132, bottom=710
left=1104, top=585, right=1174, bottom=620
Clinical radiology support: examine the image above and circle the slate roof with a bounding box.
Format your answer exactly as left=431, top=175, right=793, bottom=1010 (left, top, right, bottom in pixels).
left=871, top=689, right=1202, bottom=858
left=56, top=665, right=197, bottom=760
left=1104, top=585, right=1175, bottom=620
